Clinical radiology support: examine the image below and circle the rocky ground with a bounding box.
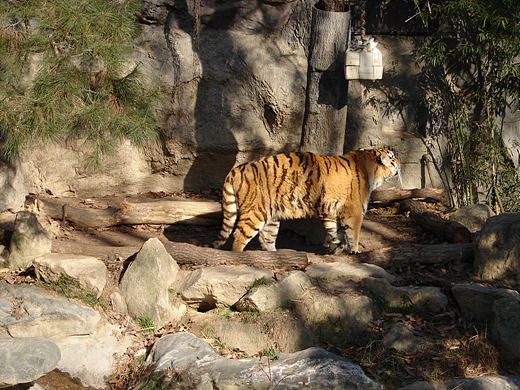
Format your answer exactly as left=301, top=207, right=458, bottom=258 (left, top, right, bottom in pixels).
left=0, top=192, right=512, bottom=389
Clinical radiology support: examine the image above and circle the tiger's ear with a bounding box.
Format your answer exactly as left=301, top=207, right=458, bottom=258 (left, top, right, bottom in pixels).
left=377, top=152, right=392, bottom=167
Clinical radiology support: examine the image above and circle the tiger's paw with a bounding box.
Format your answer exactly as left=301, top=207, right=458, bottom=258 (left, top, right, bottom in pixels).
left=327, top=242, right=345, bottom=256
left=212, top=240, right=225, bottom=249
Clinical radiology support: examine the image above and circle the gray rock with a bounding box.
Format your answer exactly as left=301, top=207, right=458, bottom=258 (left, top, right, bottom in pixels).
left=383, top=322, right=425, bottom=353
left=491, top=297, right=520, bottom=369
left=0, top=155, right=27, bottom=212
left=452, top=283, right=520, bottom=322
left=33, top=253, right=107, bottom=298
left=120, top=238, right=186, bottom=329
left=177, top=265, right=274, bottom=311
left=473, top=213, right=520, bottom=282
left=110, top=291, right=128, bottom=315
left=55, top=322, right=133, bottom=389
left=399, top=382, right=440, bottom=390
left=294, top=282, right=373, bottom=348
left=360, top=277, right=448, bottom=314
left=204, top=310, right=317, bottom=356
left=235, top=270, right=311, bottom=312
left=0, top=337, right=60, bottom=387
left=142, top=332, right=382, bottom=390
left=0, top=283, right=100, bottom=339
left=8, top=211, right=51, bottom=270
left=306, top=262, right=396, bottom=283
left=450, top=204, right=495, bottom=233
left=444, top=375, right=520, bottom=390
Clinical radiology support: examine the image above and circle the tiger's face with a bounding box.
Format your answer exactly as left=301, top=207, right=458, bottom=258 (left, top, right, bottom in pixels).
left=370, top=149, right=401, bottom=189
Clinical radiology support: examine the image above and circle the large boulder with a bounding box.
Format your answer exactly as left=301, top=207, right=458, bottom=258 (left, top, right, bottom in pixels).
left=360, top=277, right=448, bottom=314
left=8, top=211, right=52, bottom=270
left=293, top=282, right=373, bottom=349
left=119, top=238, right=186, bottom=329
left=196, top=309, right=317, bottom=356
left=491, top=297, right=520, bottom=371
left=175, top=264, right=274, bottom=311
left=473, top=213, right=520, bottom=282
left=55, top=322, right=133, bottom=389
left=141, top=332, right=382, bottom=390
left=0, top=283, right=100, bottom=339
left=450, top=204, right=495, bottom=233
left=33, top=253, right=107, bottom=298
left=235, top=270, right=311, bottom=312
left=0, top=337, right=61, bottom=387
left=451, top=283, right=520, bottom=323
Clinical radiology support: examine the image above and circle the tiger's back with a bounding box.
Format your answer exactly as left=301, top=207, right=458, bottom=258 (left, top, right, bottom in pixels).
left=213, top=149, right=400, bottom=254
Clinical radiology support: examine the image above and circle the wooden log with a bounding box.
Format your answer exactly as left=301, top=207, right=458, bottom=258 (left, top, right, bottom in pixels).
left=164, top=242, right=473, bottom=271
left=164, top=242, right=310, bottom=271
left=344, top=243, right=474, bottom=269
left=27, top=196, right=222, bottom=228
left=371, top=188, right=449, bottom=205
left=400, top=199, right=471, bottom=244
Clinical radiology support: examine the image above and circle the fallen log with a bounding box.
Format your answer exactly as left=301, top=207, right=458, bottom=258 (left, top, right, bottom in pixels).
left=27, top=196, right=223, bottom=228
left=371, top=188, right=448, bottom=205
left=400, top=199, right=471, bottom=244
left=164, top=242, right=310, bottom=271
left=345, top=243, right=474, bottom=269
left=163, top=241, right=473, bottom=271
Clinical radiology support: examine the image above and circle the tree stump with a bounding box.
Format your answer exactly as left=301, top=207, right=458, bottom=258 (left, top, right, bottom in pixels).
left=300, top=4, right=350, bottom=155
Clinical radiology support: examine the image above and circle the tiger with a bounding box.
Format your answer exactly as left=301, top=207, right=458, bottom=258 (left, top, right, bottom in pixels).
left=212, top=148, right=401, bottom=254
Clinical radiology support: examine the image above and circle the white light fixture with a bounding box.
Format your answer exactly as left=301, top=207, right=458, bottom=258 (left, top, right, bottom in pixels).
left=345, top=0, right=383, bottom=82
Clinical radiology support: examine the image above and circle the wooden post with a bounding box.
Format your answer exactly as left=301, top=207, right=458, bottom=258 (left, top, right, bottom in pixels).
left=300, top=4, right=350, bottom=156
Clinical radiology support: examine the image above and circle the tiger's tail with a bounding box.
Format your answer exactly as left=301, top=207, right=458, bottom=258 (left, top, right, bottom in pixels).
left=212, top=176, right=238, bottom=249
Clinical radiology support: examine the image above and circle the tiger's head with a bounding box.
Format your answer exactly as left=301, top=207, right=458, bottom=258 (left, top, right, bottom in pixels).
left=364, top=148, right=401, bottom=189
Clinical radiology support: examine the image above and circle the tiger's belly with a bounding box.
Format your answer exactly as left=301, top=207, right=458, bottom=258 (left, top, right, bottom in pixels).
left=272, top=198, right=320, bottom=221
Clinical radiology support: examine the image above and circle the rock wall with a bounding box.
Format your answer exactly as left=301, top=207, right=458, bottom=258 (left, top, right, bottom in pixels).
left=20, top=0, right=454, bottom=198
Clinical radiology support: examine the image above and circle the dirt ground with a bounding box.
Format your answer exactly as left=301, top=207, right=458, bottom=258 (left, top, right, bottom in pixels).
left=0, top=193, right=507, bottom=389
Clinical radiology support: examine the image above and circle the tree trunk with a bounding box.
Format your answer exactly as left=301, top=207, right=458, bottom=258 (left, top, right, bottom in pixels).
left=300, top=4, right=350, bottom=155
left=400, top=199, right=471, bottom=244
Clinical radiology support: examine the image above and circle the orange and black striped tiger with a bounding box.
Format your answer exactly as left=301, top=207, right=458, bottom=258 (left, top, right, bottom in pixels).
left=213, top=148, right=401, bottom=254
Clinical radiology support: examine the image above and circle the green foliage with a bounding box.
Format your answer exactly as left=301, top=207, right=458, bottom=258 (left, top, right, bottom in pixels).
left=0, top=0, right=161, bottom=167
left=249, top=277, right=273, bottom=289
left=241, top=309, right=261, bottom=323
left=137, top=316, right=155, bottom=333
left=39, top=274, right=107, bottom=307
left=415, top=0, right=520, bottom=210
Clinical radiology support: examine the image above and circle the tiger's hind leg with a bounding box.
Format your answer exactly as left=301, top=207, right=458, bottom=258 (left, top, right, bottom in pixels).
left=258, top=220, right=280, bottom=251
left=213, top=180, right=237, bottom=249
left=322, top=218, right=345, bottom=255
left=231, top=212, right=266, bottom=251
